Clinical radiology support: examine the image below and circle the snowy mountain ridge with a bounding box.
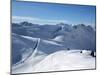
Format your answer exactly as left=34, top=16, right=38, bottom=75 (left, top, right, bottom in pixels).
left=12, top=22, right=96, bottom=50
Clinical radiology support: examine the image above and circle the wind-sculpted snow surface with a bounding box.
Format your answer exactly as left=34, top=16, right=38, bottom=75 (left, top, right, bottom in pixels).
left=12, top=22, right=96, bottom=74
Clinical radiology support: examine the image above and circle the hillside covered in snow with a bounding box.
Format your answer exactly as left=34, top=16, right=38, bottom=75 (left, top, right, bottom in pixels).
left=12, top=22, right=96, bottom=74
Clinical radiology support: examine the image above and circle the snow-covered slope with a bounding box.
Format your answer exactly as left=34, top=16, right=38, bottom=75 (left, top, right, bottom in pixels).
left=33, top=50, right=95, bottom=72
left=12, top=50, right=95, bottom=74
left=12, top=33, right=38, bottom=65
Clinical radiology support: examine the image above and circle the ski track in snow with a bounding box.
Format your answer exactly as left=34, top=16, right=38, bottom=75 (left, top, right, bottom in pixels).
left=12, top=36, right=38, bottom=66
left=12, top=36, right=47, bottom=73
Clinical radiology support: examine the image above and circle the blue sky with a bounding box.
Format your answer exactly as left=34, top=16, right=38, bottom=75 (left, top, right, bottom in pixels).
left=12, top=1, right=96, bottom=26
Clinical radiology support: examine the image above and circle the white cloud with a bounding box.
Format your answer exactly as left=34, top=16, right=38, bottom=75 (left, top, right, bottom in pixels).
left=12, top=16, right=68, bottom=25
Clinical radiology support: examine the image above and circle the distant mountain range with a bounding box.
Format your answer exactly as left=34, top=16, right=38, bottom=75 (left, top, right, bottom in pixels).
left=12, top=21, right=96, bottom=51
